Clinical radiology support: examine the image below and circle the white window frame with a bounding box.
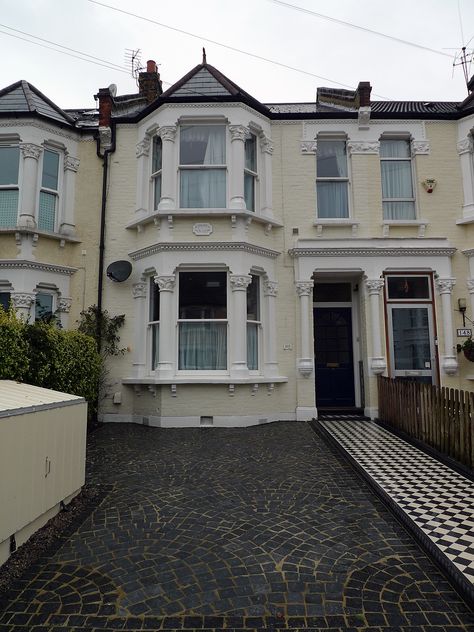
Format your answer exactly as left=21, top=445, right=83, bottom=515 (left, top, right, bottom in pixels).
left=151, top=135, right=162, bottom=211
left=34, top=289, right=55, bottom=322
left=38, top=147, right=62, bottom=233
left=0, top=143, right=21, bottom=228
left=380, top=137, right=416, bottom=220
left=244, top=132, right=258, bottom=213
left=316, top=137, right=350, bottom=219
left=148, top=276, right=160, bottom=371
left=246, top=273, right=261, bottom=372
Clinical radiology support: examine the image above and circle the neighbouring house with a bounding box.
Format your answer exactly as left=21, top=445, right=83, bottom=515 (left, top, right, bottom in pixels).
left=1, top=55, right=474, bottom=425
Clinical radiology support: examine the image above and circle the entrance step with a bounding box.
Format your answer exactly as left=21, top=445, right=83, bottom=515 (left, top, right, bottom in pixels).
left=318, top=408, right=370, bottom=421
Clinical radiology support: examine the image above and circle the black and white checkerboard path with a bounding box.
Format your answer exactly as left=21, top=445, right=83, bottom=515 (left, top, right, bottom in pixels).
left=319, top=419, right=474, bottom=592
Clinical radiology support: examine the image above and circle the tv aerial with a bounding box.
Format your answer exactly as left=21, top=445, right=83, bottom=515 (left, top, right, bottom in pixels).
left=125, top=48, right=144, bottom=86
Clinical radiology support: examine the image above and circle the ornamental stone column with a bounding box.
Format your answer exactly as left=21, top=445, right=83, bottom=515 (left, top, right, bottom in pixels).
left=229, top=125, right=247, bottom=210
left=135, top=137, right=150, bottom=216
left=467, top=279, right=474, bottom=323
left=60, top=155, right=80, bottom=236
left=457, top=137, right=474, bottom=218
left=230, top=274, right=252, bottom=377
left=436, top=278, right=458, bottom=375
left=132, top=282, right=147, bottom=378
left=155, top=274, right=176, bottom=378
left=157, top=126, right=177, bottom=211
left=11, top=292, right=35, bottom=321
left=56, top=297, right=72, bottom=328
left=263, top=279, right=278, bottom=377
left=365, top=279, right=386, bottom=374
left=260, top=135, right=274, bottom=216
left=18, top=143, right=42, bottom=229
left=296, top=280, right=314, bottom=377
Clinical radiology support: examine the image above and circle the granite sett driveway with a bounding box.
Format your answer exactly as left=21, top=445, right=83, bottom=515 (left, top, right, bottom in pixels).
left=0, top=421, right=473, bottom=631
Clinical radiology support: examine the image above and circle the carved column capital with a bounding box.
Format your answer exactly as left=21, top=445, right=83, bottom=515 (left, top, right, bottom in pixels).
left=11, top=292, right=35, bottom=310
left=457, top=137, right=474, bottom=155
left=230, top=274, right=252, bottom=291
left=155, top=274, right=176, bottom=292
left=411, top=140, right=430, bottom=156
left=260, top=135, right=274, bottom=154
left=365, top=278, right=384, bottom=295
left=158, top=126, right=177, bottom=142
left=263, top=280, right=278, bottom=297
left=295, top=280, right=314, bottom=297
left=132, top=282, right=147, bottom=299
left=300, top=140, right=317, bottom=154
left=64, top=155, right=80, bottom=172
left=136, top=137, right=151, bottom=157
left=20, top=143, right=42, bottom=160
left=467, top=279, right=474, bottom=294
left=436, top=278, right=456, bottom=295
left=229, top=125, right=248, bottom=142
left=57, top=297, right=72, bottom=313
left=347, top=140, right=380, bottom=155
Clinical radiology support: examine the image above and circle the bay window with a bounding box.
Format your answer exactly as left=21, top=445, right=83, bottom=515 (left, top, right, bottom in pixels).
left=38, top=149, right=60, bottom=231
left=151, top=136, right=162, bottom=210
left=380, top=139, right=415, bottom=219
left=244, top=133, right=257, bottom=212
left=246, top=275, right=260, bottom=370
left=178, top=271, right=227, bottom=370
left=149, top=277, right=160, bottom=370
left=316, top=140, right=349, bottom=218
left=179, top=125, right=226, bottom=208
left=35, top=292, right=53, bottom=321
left=0, top=146, right=20, bottom=228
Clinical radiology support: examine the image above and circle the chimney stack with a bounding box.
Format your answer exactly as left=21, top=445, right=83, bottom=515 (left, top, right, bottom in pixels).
left=356, top=81, right=372, bottom=107
left=95, top=86, right=114, bottom=127
left=138, top=60, right=163, bottom=104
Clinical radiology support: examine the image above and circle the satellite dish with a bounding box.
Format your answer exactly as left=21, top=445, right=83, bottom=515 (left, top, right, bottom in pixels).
left=108, top=83, right=117, bottom=97
left=106, top=260, right=132, bottom=282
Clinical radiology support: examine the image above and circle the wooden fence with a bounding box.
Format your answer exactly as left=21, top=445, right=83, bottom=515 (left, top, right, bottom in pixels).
left=377, top=376, right=474, bottom=470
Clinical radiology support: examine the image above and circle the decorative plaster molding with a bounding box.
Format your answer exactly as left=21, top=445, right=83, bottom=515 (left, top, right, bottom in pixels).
left=295, top=281, right=314, bottom=297
left=57, top=297, right=72, bottom=313
left=457, top=137, right=473, bottom=155
left=136, top=137, right=151, bottom=157
left=0, top=120, right=79, bottom=141
left=365, top=279, right=384, bottom=295
left=64, top=155, right=80, bottom=172
left=297, top=358, right=313, bottom=377
left=230, top=274, right=252, bottom=291
left=467, top=279, right=474, bottom=294
left=155, top=274, right=176, bottom=292
left=11, top=292, right=35, bottom=309
left=347, top=140, right=380, bottom=154
left=411, top=140, right=430, bottom=156
left=161, top=101, right=271, bottom=124
left=260, top=136, right=274, bottom=154
left=158, top=125, right=177, bottom=142
left=132, top=282, right=147, bottom=299
left=358, top=106, right=371, bottom=129
left=0, top=259, right=77, bottom=275
left=370, top=357, right=386, bottom=374
left=436, top=278, right=456, bottom=295
left=130, top=241, right=281, bottom=261
left=289, top=246, right=456, bottom=258
left=300, top=140, right=317, bottom=154
left=463, top=248, right=474, bottom=258
left=263, top=279, right=278, bottom=297
left=192, top=222, right=213, bottom=236
left=229, top=125, right=247, bottom=142
left=98, top=126, right=112, bottom=148
left=442, top=355, right=458, bottom=376
left=19, top=143, right=42, bottom=160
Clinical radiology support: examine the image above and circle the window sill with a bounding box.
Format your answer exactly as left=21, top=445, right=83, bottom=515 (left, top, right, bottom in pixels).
left=126, top=209, right=283, bottom=232
left=314, top=219, right=360, bottom=237
left=122, top=375, right=288, bottom=385
left=0, top=227, right=81, bottom=244
left=381, top=220, right=429, bottom=238
left=456, top=216, right=474, bottom=225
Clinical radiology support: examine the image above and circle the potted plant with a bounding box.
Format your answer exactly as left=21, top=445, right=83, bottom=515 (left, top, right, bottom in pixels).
left=457, top=337, right=474, bottom=362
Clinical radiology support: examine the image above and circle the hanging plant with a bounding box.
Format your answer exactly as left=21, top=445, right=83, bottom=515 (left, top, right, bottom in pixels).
left=457, top=337, right=474, bottom=362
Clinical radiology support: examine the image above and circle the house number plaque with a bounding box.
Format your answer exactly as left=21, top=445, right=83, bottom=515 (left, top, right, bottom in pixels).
left=192, top=223, right=213, bottom=236
left=457, top=328, right=472, bottom=337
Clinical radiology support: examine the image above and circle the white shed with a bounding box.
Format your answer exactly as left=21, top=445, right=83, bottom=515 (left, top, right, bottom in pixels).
left=0, top=380, right=87, bottom=565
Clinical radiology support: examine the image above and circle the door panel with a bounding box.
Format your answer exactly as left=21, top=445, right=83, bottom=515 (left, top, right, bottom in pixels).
left=314, top=307, right=355, bottom=407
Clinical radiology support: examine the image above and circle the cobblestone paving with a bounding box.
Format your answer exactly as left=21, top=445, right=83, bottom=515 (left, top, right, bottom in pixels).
left=0, top=421, right=473, bottom=631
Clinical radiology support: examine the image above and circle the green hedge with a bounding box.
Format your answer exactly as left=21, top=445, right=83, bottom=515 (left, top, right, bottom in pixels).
left=0, top=309, right=101, bottom=417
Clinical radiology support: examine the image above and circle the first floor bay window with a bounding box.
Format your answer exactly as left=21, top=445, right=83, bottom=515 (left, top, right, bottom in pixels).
left=152, top=135, right=162, bottom=210
left=380, top=139, right=415, bottom=219
left=244, top=133, right=257, bottom=212
left=0, top=145, right=20, bottom=227
left=38, top=149, right=60, bottom=231
left=178, top=271, right=227, bottom=370
left=179, top=125, right=226, bottom=208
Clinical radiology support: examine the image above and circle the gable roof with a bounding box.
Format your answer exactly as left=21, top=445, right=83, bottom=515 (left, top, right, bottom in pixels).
left=0, top=80, right=75, bottom=126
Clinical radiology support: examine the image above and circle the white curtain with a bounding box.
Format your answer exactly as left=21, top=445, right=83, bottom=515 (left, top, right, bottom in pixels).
left=247, top=323, right=258, bottom=370
left=317, top=182, right=349, bottom=218
left=179, top=322, right=227, bottom=369
left=317, top=141, right=347, bottom=177
left=203, top=127, right=225, bottom=164
left=381, top=161, right=414, bottom=219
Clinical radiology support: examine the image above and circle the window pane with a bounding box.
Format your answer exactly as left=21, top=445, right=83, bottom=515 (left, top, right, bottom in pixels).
left=317, top=141, right=347, bottom=177
left=247, top=322, right=258, bottom=370
left=38, top=191, right=56, bottom=231
left=387, top=276, right=430, bottom=299
left=152, top=136, right=162, bottom=173
left=151, top=323, right=159, bottom=370
left=246, top=275, right=260, bottom=319
left=42, top=150, right=59, bottom=190
left=314, top=283, right=351, bottom=302
left=0, top=292, right=10, bottom=310
left=180, top=125, right=225, bottom=165
left=380, top=139, right=410, bottom=158
left=0, top=190, right=18, bottom=227
left=149, top=277, right=160, bottom=320
left=244, top=172, right=255, bottom=212
left=383, top=201, right=415, bottom=220
left=180, top=169, right=225, bottom=208
left=317, top=181, right=349, bottom=218
left=153, top=174, right=161, bottom=210
left=179, top=322, right=227, bottom=369
left=381, top=160, right=413, bottom=199
left=0, top=147, right=19, bottom=185
left=245, top=134, right=256, bottom=171
left=392, top=308, right=430, bottom=370
left=179, top=272, right=226, bottom=319
left=35, top=293, right=53, bottom=321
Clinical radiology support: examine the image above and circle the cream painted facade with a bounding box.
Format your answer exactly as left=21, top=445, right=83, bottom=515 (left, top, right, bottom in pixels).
left=2, top=62, right=474, bottom=425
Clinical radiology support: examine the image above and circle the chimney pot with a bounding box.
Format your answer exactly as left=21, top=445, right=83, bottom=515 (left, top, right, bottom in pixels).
left=147, top=59, right=157, bottom=73
left=138, top=59, right=163, bottom=104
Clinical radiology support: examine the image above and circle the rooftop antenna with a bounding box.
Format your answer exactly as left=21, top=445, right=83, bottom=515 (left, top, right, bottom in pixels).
left=451, top=0, right=473, bottom=93
left=202, top=47, right=207, bottom=64
left=125, top=48, right=144, bottom=86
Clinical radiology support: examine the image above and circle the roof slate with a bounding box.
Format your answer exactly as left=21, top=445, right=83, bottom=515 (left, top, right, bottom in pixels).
left=0, top=80, right=74, bottom=126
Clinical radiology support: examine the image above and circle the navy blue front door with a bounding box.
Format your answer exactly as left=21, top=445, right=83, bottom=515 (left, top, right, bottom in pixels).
left=314, top=307, right=355, bottom=408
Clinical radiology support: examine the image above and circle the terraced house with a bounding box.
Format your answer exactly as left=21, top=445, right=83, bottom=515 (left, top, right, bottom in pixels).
left=1, top=56, right=474, bottom=425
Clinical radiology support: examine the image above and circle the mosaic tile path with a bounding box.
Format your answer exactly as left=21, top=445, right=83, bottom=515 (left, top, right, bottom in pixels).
left=0, top=421, right=473, bottom=631
left=318, top=418, right=474, bottom=606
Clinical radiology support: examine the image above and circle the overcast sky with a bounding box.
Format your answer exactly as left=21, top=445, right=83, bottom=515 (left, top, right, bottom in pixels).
left=2, top=0, right=474, bottom=109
